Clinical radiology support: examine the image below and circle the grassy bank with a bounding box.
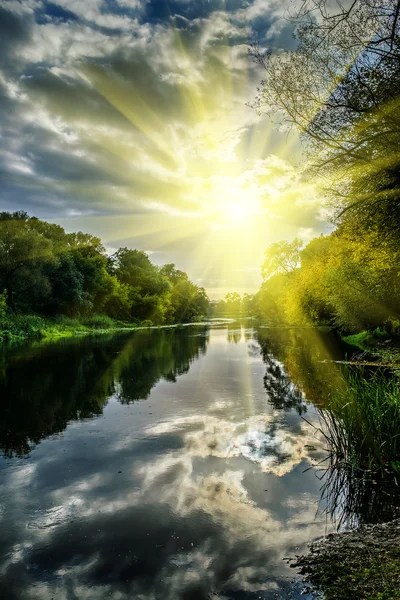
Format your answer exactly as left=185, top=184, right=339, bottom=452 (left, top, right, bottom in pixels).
left=342, top=329, right=387, bottom=350
left=342, top=329, right=400, bottom=369
left=0, top=314, right=140, bottom=344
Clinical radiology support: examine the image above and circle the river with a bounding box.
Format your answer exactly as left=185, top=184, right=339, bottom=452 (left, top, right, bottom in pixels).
left=0, top=322, right=359, bottom=599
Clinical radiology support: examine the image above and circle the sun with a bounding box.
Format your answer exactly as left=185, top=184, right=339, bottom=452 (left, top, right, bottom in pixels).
left=210, top=179, right=265, bottom=227
left=229, top=201, right=248, bottom=222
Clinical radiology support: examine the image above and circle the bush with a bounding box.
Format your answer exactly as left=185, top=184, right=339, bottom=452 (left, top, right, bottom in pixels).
left=80, top=314, right=115, bottom=329
left=51, top=315, right=81, bottom=327
left=140, top=319, right=153, bottom=328
left=0, top=314, right=46, bottom=342
left=384, top=317, right=400, bottom=337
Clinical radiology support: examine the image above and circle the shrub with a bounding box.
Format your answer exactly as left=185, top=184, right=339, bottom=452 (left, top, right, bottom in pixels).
left=80, top=314, right=115, bottom=329
left=0, top=314, right=46, bottom=342
left=384, top=317, right=400, bottom=337
left=140, top=319, right=153, bottom=327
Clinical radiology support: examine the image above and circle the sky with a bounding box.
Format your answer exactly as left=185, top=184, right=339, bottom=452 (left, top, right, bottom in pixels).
left=0, top=0, right=331, bottom=298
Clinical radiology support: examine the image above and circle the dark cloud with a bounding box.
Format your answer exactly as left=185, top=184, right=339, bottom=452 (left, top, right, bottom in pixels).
left=42, top=1, right=79, bottom=23
left=0, top=5, right=34, bottom=72
left=144, top=0, right=251, bottom=22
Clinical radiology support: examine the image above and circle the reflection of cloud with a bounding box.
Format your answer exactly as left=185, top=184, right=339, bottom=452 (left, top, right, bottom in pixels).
left=146, top=412, right=319, bottom=476
left=0, top=329, right=331, bottom=599
left=127, top=409, right=326, bottom=594
left=0, top=405, right=328, bottom=598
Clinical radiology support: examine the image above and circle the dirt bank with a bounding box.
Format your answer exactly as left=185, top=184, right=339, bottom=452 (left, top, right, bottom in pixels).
left=292, top=519, right=400, bottom=599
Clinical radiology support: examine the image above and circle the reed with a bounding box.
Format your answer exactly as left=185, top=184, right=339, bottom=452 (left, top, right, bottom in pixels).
left=318, top=369, right=400, bottom=474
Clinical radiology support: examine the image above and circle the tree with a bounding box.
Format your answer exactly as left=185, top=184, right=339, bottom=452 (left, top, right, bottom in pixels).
left=261, top=238, right=303, bottom=280
left=0, top=212, right=53, bottom=311
left=251, top=0, right=400, bottom=229
left=242, top=293, right=255, bottom=316
left=225, top=292, right=242, bottom=314
left=160, top=263, right=188, bottom=284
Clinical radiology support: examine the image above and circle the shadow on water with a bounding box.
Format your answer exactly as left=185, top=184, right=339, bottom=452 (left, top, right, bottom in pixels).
left=0, top=327, right=209, bottom=457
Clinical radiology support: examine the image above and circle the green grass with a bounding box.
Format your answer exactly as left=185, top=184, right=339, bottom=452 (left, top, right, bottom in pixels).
left=343, top=328, right=387, bottom=350
left=0, top=313, right=138, bottom=344
left=319, top=370, right=400, bottom=474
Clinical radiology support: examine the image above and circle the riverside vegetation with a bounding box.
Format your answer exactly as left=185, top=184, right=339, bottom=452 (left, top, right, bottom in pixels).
left=248, top=1, right=400, bottom=597
left=0, top=211, right=209, bottom=343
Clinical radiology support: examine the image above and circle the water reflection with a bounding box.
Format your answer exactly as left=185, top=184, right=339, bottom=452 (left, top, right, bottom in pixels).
left=254, top=328, right=400, bottom=527
left=255, top=327, right=351, bottom=406
left=0, top=327, right=208, bottom=457
left=319, top=461, right=400, bottom=528
left=0, top=325, right=379, bottom=599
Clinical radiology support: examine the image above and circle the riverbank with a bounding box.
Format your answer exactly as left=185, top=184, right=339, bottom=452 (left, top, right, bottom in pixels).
left=0, top=314, right=141, bottom=344
left=342, top=330, right=400, bottom=368
left=0, top=314, right=217, bottom=345
left=292, top=519, right=400, bottom=600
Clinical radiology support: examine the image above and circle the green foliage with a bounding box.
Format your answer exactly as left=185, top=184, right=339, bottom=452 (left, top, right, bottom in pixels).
left=261, top=238, right=303, bottom=279
left=0, top=213, right=209, bottom=342
left=140, top=319, right=153, bottom=327
left=80, top=314, right=115, bottom=329
left=384, top=317, right=400, bottom=337
left=0, top=314, right=46, bottom=343
left=210, top=292, right=256, bottom=318
left=0, top=290, right=6, bottom=320
left=252, top=1, right=400, bottom=336
left=256, top=229, right=400, bottom=333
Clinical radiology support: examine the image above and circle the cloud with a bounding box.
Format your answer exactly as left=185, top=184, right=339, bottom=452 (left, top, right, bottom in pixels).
left=0, top=0, right=328, bottom=293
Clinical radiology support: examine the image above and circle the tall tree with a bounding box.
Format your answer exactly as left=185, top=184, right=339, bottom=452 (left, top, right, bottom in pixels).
left=0, top=212, right=52, bottom=311
left=251, top=0, right=400, bottom=230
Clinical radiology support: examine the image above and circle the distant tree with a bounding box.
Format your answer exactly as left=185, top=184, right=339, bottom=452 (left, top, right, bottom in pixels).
left=160, top=263, right=188, bottom=284
left=242, top=293, right=255, bottom=316
left=225, top=292, right=242, bottom=314
left=0, top=213, right=209, bottom=324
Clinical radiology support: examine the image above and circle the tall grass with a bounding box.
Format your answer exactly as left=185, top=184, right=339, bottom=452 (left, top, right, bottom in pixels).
left=319, top=369, right=400, bottom=474
left=0, top=313, right=138, bottom=344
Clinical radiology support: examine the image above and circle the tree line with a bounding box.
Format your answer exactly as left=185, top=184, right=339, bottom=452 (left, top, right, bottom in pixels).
left=0, top=211, right=209, bottom=325
left=251, top=0, right=400, bottom=335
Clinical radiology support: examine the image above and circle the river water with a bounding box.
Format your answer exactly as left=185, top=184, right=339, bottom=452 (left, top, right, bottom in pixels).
left=0, top=323, right=356, bottom=599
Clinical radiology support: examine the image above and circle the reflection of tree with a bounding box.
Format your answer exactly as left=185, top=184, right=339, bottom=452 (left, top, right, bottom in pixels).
left=227, top=322, right=242, bottom=344
left=256, top=327, right=348, bottom=406
left=0, top=328, right=209, bottom=457
left=262, top=352, right=307, bottom=415
left=115, top=328, right=208, bottom=403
